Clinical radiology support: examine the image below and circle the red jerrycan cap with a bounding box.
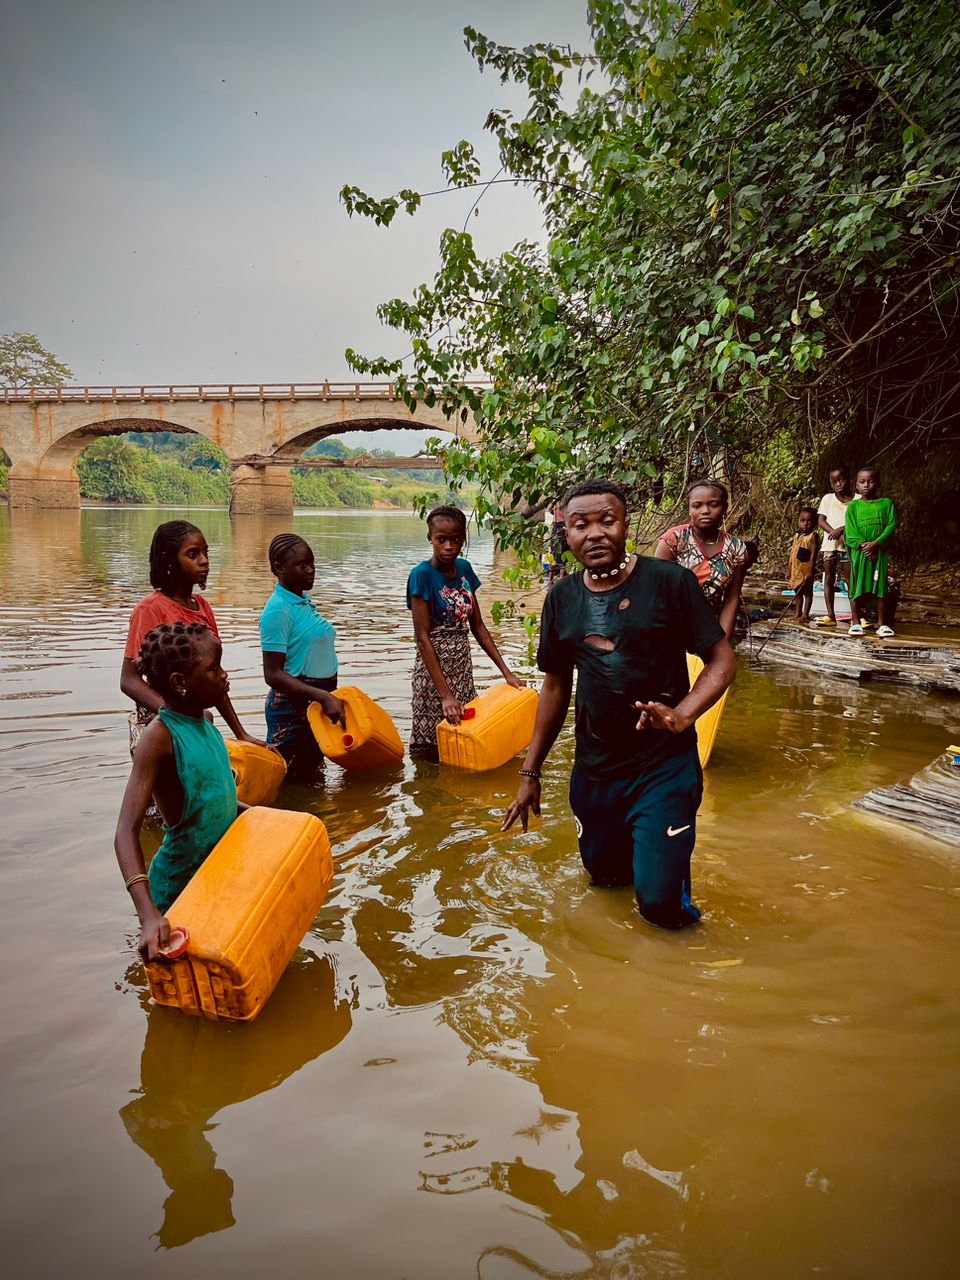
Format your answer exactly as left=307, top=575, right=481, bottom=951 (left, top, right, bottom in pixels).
left=158, top=926, right=190, bottom=960
left=341, top=733, right=355, bottom=748
left=461, top=707, right=477, bottom=720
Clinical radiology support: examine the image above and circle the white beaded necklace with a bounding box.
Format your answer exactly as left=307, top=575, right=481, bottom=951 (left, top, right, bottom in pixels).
left=588, top=557, right=630, bottom=582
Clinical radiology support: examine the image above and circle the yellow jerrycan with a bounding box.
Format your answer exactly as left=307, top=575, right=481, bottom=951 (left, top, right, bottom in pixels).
left=687, top=653, right=728, bottom=768
left=145, top=806, right=333, bottom=1022
left=436, top=683, right=539, bottom=771
left=307, top=686, right=404, bottom=771
left=225, top=739, right=287, bottom=806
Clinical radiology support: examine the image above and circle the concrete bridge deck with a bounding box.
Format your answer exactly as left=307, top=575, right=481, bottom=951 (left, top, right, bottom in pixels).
left=0, top=382, right=485, bottom=514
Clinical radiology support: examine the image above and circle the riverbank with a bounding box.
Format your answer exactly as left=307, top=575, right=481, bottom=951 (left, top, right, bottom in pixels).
left=744, top=574, right=960, bottom=630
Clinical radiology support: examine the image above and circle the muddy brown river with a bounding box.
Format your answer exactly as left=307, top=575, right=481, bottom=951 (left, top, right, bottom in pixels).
left=1, top=506, right=958, bottom=1279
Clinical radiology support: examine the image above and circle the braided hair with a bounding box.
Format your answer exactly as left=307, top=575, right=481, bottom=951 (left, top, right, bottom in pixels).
left=268, top=533, right=309, bottom=575
left=426, top=505, right=467, bottom=532
left=149, top=520, right=202, bottom=594
left=686, top=478, right=729, bottom=508
left=139, top=622, right=209, bottom=698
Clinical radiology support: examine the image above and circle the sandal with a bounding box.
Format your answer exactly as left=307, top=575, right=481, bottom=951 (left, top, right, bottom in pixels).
left=814, top=617, right=836, bottom=627
left=876, top=625, right=895, bottom=638
left=848, top=623, right=864, bottom=636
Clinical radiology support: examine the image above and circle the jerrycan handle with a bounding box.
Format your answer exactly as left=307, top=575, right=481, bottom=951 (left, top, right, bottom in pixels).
left=461, top=707, right=477, bottom=720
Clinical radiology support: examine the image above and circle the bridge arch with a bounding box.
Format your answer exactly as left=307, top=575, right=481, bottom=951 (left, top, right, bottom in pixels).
left=269, top=411, right=468, bottom=461
left=233, top=408, right=472, bottom=516
left=6, top=416, right=215, bottom=509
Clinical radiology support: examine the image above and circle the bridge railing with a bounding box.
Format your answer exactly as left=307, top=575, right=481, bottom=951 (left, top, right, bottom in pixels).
left=0, top=381, right=492, bottom=405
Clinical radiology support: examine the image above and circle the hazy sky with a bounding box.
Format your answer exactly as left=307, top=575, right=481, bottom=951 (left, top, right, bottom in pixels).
left=0, top=0, right=590, bottom=402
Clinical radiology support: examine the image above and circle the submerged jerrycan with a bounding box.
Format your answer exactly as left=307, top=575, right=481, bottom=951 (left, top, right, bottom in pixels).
left=687, top=652, right=728, bottom=768
left=436, top=683, right=539, bottom=771
left=307, top=686, right=404, bottom=771
left=225, top=739, right=287, bottom=806
left=145, top=806, right=333, bottom=1022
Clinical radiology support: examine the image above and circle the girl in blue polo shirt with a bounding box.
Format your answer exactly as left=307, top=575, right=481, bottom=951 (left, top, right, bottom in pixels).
left=406, top=506, right=523, bottom=756
left=259, top=533, right=345, bottom=781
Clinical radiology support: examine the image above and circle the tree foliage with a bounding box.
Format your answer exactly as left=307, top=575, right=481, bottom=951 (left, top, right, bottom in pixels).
left=342, top=0, right=960, bottom=553
left=0, top=332, right=73, bottom=389
left=76, top=438, right=230, bottom=505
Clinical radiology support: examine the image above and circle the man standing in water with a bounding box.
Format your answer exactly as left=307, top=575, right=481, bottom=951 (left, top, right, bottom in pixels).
left=503, top=479, right=737, bottom=929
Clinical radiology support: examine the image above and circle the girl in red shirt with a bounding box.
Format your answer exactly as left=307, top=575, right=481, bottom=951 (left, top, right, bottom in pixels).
left=120, top=520, right=262, bottom=755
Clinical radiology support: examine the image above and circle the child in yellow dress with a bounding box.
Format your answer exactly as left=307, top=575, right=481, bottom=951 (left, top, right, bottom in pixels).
left=787, top=507, right=820, bottom=623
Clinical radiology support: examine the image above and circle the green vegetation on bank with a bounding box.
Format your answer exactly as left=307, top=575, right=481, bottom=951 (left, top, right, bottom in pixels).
left=70, top=432, right=464, bottom=508
left=343, top=0, right=960, bottom=566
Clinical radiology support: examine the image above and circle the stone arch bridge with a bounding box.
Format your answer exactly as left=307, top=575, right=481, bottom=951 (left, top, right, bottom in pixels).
left=0, top=382, right=483, bottom=514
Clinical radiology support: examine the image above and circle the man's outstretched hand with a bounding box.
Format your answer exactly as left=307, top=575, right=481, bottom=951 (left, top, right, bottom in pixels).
left=502, top=777, right=541, bottom=832
left=634, top=701, right=692, bottom=734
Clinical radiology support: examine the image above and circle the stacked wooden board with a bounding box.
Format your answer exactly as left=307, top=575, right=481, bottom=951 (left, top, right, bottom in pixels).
left=854, top=747, right=960, bottom=848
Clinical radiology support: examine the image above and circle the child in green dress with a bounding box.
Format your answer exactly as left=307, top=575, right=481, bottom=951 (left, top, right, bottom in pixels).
left=845, top=467, right=897, bottom=638
left=114, top=622, right=244, bottom=960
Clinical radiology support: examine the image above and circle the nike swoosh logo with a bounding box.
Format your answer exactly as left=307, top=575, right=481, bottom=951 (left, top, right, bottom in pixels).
left=666, top=824, right=691, bottom=838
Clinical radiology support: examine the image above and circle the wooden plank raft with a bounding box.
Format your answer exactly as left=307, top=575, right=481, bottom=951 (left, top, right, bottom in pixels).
left=854, top=748, right=960, bottom=848
left=744, top=624, right=960, bottom=697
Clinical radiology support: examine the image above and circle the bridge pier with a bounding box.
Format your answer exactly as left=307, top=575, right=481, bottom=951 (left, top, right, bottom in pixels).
left=229, top=463, right=293, bottom=517
left=7, top=461, right=80, bottom=509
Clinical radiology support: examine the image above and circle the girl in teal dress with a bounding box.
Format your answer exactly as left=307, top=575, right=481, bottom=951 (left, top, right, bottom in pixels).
left=845, top=467, right=897, bottom=637
left=115, top=621, right=243, bottom=961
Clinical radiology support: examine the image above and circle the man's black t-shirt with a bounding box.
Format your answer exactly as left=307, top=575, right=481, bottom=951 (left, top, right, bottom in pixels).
left=537, top=557, right=725, bottom=781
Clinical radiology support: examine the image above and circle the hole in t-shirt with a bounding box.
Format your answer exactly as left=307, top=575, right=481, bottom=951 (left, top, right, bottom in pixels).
left=618, top=597, right=631, bottom=611
left=585, top=633, right=616, bottom=652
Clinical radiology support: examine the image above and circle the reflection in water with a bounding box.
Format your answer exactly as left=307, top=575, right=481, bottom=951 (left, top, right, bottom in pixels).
left=120, top=952, right=351, bottom=1248
left=1, top=508, right=959, bottom=1278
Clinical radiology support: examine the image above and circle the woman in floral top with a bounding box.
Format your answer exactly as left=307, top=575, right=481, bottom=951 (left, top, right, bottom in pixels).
left=655, top=480, right=748, bottom=641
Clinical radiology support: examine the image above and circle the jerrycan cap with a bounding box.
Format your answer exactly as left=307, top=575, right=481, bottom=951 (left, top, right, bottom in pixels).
left=461, top=707, right=477, bottom=720
left=158, top=926, right=190, bottom=960
left=341, top=733, right=355, bottom=748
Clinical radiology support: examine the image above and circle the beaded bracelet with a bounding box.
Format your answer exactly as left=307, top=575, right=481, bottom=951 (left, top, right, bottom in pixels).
left=124, top=872, right=150, bottom=891
left=518, top=769, right=541, bottom=780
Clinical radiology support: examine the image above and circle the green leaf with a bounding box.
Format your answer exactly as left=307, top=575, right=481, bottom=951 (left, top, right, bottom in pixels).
left=335, top=0, right=960, bottom=563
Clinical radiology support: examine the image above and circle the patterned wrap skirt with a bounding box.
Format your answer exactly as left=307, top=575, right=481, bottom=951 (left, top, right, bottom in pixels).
left=128, top=704, right=154, bottom=758
left=265, top=674, right=338, bottom=781
left=128, top=705, right=160, bottom=819
left=411, top=625, right=476, bottom=755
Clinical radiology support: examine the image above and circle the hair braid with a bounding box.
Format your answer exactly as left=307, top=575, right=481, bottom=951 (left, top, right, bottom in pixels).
left=685, top=478, right=729, bottom=508
left=139, top=622, right=209, bottom=698
left=268, top=533, right=309, bottom=574
left=426, top=505, right=467, bottom=532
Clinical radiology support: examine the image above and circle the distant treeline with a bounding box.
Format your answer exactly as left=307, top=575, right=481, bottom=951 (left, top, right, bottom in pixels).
left=0, top=433, right=461, bottom=508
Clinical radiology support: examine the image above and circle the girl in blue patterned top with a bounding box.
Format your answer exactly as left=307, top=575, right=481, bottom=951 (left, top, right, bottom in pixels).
left=406, top=506, right=524, bottom=757
left=259, top=534, right=345, bottom=782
